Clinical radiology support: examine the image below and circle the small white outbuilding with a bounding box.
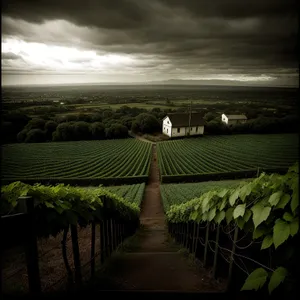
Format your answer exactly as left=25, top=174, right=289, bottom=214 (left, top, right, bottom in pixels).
left=221, top=114, right=247, bottom=125
left=162, top=113, right=205, bottom=138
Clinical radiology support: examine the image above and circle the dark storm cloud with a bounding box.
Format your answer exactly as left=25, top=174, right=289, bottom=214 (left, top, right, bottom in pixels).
left=1, top=0, right=150, bottom=29
left=1, top=0, right=298, bottom=84
left=2, top=52, right=21, bottom=60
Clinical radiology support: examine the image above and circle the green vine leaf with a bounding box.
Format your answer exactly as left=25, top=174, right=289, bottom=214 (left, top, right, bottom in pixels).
left=233, top=204, right=246, bottom=219
left=236, top=217, right=245, bottom=229
left=20, top=188, right=30, bottom=197
left=225, top=208, right=234, bottom=224
left=261, top=235, right=273, bottom=250
left=283, top=212, right=293, bottom=222
left=273, top=219, right=290, bottom=249
left=218, top=189, right=228, bottom=198
left=45, top=201, right=55, bottom=208
left=202, top=193, right=212, bottom=213
left=229, top=189, right=239, bottom=206
left=190, top=211, right=198, bottom=221
left=244, top=209, right=252, bottom=222
left=208, top=208, right=216, bottom=222
left=291, top=184, right=299, bottom=213
left=214, top=210, right=225, bottom=224
left=269, top=191, right=283, bottom=206
left=268, top=267, right=288, bottom=294
left=276, top=193, right=290, bottom=209
left=202, top=211, right=208, bottom=221
left=251, top=203, right=271, bottom=228
left=239, top=184, right=252, bottom=201
left=219, top=198, right=227, bottom=211
left=290, top=218, right=299, bottom=236
left=241, top=268, right=268, bottom=291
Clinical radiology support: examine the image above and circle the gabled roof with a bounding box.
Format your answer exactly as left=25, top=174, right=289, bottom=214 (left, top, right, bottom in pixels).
left=164, top=113, right=205, bottom=127
left=225, top=114, right=247, bottom=120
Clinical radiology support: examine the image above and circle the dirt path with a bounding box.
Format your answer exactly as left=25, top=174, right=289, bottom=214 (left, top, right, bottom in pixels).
left=94, top=145, right=225, bottom=292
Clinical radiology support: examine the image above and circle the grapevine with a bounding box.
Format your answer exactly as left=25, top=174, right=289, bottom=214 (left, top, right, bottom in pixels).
left=1, top=182, right=140, bottom=238
left=166, top=162, right=298, bottom=294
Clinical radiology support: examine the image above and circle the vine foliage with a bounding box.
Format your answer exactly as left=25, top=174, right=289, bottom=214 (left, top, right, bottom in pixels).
left=1, top=182, right=139, bottom=238
left=166, top=162, right=298, bottom=294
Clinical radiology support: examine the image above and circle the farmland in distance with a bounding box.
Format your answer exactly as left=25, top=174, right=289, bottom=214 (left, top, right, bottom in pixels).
left=157, top=133, right=298, bottom=178
left=1, top=139, right=151, bottom=184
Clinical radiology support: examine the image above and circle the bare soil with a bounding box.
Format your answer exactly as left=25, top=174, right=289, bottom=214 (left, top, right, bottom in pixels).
left=2, top=224, right=99, bottom=294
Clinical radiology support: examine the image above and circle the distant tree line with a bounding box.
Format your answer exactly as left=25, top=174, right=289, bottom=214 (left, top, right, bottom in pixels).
left=1, top=106, right=164, bottom=144
left=1, top=105, right=298, bottom=144
left=204, top=113, right=299, bottom=135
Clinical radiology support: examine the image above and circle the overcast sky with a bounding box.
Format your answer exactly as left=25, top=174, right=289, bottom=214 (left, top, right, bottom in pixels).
left=1, top=0, right=298, bottom=87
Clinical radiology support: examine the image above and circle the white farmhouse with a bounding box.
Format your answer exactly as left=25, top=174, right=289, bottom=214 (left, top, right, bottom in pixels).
left=221, top=114, right=247, bottom=125
left=162, top=113, right=205, bottom=138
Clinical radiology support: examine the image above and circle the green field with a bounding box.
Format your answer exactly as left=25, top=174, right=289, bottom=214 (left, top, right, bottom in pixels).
left=157, top=134, right=298, bottom=176
left=160, top=179, right=249, bottom=211
left=86, top=183, right=146, bottom=206
left=1, top=139, right=151, bottom=180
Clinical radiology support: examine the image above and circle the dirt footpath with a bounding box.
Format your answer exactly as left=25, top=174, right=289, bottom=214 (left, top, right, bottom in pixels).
left=94, top=145, right=225, bottom=292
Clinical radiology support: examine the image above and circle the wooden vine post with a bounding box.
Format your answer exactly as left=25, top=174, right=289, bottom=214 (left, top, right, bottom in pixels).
left=110, top=219, right=114, bottom=252
left=19, top=196, right=41, bottom=294
left=112, top=219, right=117, bottom=251
left=70, top=224, right=82, bottom=286
left=227, top=226, right=239, bottom=291
left=116, top=222, right=120, bottom=245
left=203, top=221, right=210, bottom=267
left=191, top=222, right=196, bottom=254
left=106, top=218, right=112, bottom=256
left=100, top=197, right=107, bottom=263
left=194, top=223, right=200, bottom=254
left=185, top=222, right=189, bottom=248
left=212, top=224, right=220, bottom=278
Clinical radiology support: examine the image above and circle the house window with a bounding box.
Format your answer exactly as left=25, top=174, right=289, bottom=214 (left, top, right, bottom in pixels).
left=190, top=127, right=192, bottom=131
left=196, top=127, right=198, bottom=132
left=167, top=128, right=168, bottom=133
left=164, top=127, right=165, bottom=130
left=177, top=128, right=180, bottom=133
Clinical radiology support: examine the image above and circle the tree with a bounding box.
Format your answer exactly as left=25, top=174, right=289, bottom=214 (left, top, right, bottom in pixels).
left=134, top=113, right=160, bottom=134
left=116, top=105, right=131, bottom=115
left=105, top=124, right=128, bottom=139
left=45, top=121, right=58, bottom=140
left=25, top=118, right=46, bottom=131
left=205, top=119, right=230, bottom=135
left=131, top=121, right=140, bottom=134
left=91, top=122, right=105, bottom=139
left=91, top=113, right=103, bottom=123
left=204, top=112, right=218, bottom=123
left=76, top=113, right=91, bottom=122
left=102, top=110, right=114, bottom=120
left=2, top=112, right=31, bottom=143
left=17, top=129, right=28, bottom=143
left=73, top=121, right=92, bottom=140
left=52, top=122, right=75, bottom=141
left=25, top=129, right=46, bottom=143
left=120, top=116, right=134, bottom=130
left=65, top=115, right=78, bottom=122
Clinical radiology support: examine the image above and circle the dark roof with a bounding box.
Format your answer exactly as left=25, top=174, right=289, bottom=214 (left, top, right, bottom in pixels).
left=226, top=114, right=247, bottom=120
left=165, top=113, right=205, bottom=127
